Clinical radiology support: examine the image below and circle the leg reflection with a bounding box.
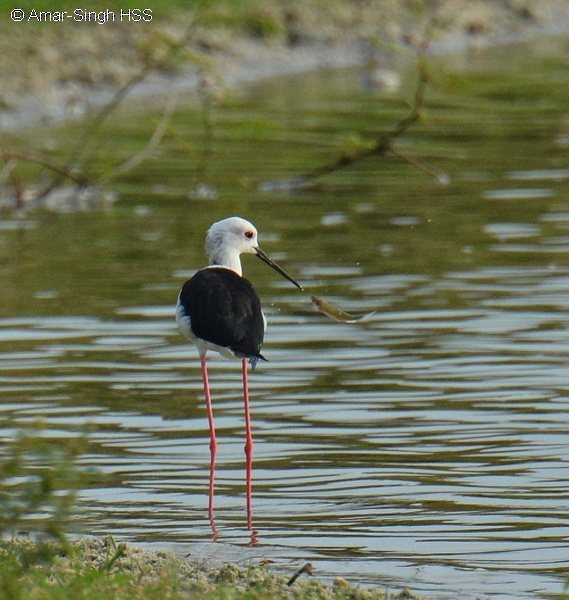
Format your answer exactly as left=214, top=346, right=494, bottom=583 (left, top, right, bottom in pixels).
left=208, top=444, right=218, bottom=541
left=246, top=454, right=258, bottom=546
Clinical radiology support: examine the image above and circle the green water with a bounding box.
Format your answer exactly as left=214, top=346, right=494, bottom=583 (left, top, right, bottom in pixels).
left=1, top=37, right=568, bottom=599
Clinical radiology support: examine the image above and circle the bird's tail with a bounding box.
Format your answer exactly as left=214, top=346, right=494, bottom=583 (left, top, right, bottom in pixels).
left=249, top=353, right=268, bottom=370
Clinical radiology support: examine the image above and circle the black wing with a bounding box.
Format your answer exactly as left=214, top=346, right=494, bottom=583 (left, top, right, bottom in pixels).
left=179, top=267, right=265, bottom=361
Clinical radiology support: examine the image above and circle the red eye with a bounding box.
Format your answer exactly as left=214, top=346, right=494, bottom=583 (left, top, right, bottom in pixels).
left=245, top=230, right=254, bottom=239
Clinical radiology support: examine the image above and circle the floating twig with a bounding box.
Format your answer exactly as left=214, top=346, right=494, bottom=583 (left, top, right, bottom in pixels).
left=311, top=295, right=376, bottom=323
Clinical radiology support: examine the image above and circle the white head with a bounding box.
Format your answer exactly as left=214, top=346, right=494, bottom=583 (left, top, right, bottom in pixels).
left=204, top=216, right=303, bottom=289
left=205, top=217, right=258, bottom=275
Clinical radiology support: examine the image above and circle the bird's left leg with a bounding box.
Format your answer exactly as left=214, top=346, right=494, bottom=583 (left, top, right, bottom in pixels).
left=200, top=353, right=217, bottom=454
left=200, top=352, right=217, bottom=537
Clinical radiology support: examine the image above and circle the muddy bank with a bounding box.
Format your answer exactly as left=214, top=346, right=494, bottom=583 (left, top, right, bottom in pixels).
left=0, top=0, right=568, bottom=130
left=2, top=536, right=425, bottom=600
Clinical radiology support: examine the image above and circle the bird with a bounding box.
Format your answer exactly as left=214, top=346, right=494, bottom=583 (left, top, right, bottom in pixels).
left=176, top=216, right=302, bottom=526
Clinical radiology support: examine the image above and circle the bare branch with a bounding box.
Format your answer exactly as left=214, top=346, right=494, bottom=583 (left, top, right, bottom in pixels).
left=98, top=93, right=177, bottom=184
left=258, top=19, right=445, bottom=190
left=33, top=3, right=208, bottom=202
left=390, top=146, right=450, bottom=184
left=0, top=132, right=26, bottom=209
left=66, top=4, right=207, bottom=170
left=1, top=149, right=88, bottom=185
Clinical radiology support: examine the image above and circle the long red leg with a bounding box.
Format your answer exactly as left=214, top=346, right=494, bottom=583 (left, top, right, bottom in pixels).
left=242, top=359, right=256, bottom=542
left=201, top=353, right=217, bottom=454
left=208, top=448, right=218, bottom=541
left=242, top=358, right=253, bottom=462
left=200, top=353, right=217, bottom=539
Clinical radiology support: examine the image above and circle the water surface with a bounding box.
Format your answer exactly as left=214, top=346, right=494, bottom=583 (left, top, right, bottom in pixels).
left=1, top=37, right=568, bottom=600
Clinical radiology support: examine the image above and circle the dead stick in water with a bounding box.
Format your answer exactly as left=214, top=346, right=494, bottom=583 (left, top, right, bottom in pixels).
left=287, top=562, right=314, bottom=586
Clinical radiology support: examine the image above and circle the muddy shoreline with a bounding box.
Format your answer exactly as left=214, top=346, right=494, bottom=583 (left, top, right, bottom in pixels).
left=1, top=0, right=568, bottom=130
left=3, top=535, right=426, bottom=600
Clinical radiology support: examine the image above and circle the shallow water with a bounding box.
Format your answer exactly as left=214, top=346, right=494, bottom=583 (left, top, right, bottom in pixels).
left=1, top=37, right=569, bottom=599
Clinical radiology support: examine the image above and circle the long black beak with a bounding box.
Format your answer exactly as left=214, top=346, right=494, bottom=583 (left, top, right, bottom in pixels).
left=254, top=247, right=303, bottom=291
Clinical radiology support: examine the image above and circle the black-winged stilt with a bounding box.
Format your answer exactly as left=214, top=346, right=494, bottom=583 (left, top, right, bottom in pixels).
left=176, top=216, right=302, bottom=531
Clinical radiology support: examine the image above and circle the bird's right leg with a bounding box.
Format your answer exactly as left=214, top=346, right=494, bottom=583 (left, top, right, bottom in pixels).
left=241, top=359, right=255, bottom=537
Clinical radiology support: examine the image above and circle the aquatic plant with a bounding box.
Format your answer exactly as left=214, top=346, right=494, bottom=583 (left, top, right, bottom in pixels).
left=0, top=423, right=88, bottom=542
